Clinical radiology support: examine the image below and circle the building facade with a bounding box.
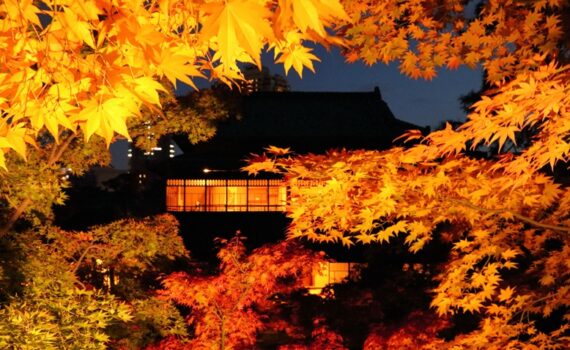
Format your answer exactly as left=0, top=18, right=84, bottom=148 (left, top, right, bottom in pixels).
left=163, top=88, right=427, bottom=288
left=166, top=88, right=425, bottom=213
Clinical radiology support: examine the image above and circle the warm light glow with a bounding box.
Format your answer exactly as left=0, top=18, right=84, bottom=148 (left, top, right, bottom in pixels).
left=306, top=262, right=362, bottom=295
left=166, top=178, right=288, bottom=212
left=203, top=168, right=211, bottom=173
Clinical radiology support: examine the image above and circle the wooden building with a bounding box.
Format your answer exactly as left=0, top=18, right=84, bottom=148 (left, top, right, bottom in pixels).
left=162, top=88, right=425, bottom=270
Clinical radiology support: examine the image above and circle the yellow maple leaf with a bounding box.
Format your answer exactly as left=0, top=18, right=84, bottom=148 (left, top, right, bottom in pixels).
left=386, top=220, right=408, bottom=236
left=1, top=123, right=30, bottom=160
left=487, top=303, right=506, bottom=316
left=61, top=7, right=96, bottom=49
left=242, top=158, right=276, bottom=176
left=79, top=98, right=134, bottom=144
left=69, top=0, right=101, bottom=21
left=339, top=235, right=354, bottom=247
left=201, top=0, right=273, bottom=70
left=277, top=45, right=320, bottom=78
left=287, top=0, right=348, bottom=36
left=131, top=76, right=167, bottom=107
left=156, top=50, right=203, bottom=89
left=463, top=297, right=483, bottom=313
left=2, top=0, right=40, bottom=26
left=376, top=229, right=392, bottom=243
left=471, top=272, right=486, bottom=288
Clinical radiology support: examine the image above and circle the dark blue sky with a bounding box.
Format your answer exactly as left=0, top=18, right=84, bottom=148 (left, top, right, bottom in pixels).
left=111, top=47, right=482, bottom=169
left=262, top=46, right=482, bottom=128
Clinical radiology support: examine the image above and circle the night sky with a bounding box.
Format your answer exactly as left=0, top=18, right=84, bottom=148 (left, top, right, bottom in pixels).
left=110, top=47, right=482, bottom=169
left=261, top=46, right=482, bottom=128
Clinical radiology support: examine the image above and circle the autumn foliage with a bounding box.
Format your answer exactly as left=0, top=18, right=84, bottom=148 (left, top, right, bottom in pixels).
left=241, top=1, right=570, bottom=349
left=0, top=0, right=348, bottom=169
left=0, top=214, right=188, bottom=348
left=362, top=311, right=450, bottom=350
left=156, top=236, right=324, bottom=349
left=1, top=0, right=570, bottom=349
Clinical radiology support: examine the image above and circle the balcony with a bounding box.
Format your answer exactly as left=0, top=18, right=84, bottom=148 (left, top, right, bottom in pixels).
left=166, top=178, right=288, bottom=212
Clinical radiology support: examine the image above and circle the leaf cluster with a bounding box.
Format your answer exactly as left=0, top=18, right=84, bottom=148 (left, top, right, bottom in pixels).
left=0, top=0, right=349, bottom=169
left=158, top=236, right=326, bottom=349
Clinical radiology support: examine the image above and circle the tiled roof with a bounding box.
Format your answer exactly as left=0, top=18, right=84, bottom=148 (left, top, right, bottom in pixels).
left=168, top=89, right=425, bottom=176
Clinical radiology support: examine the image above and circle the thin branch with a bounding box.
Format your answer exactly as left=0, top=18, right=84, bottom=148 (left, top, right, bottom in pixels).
left=0, top=198, right=32, bottom=237
left=450, top=198, right=570, bottom=233
left=0, top=133, right=78, bottom=236
left=72, top=243, right=97, bottom=275
left=48, top=132, right=77, bottom=166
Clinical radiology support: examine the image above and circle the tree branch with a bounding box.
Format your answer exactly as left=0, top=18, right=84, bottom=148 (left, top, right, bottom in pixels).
left=48, top=133, right=77, bottom=166
left=0, top=133, right=79, bottom=236
left=0, top=198, right=32, bottom=237
left=72, top=243, right=97, bottom=275
left=450, top=198, right=570, bottom=233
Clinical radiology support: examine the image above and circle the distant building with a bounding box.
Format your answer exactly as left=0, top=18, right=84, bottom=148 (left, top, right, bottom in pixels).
left=240, top=65, right=290, bottom=93
left=166, top=88, right=423, bottom=213
left=162, top=87, right=424, bottom=251
left=161, top=88, right=427, bottom=291
left=129, top=130, right=179, bottom=187
left=212, top=65, right=290, bottom=94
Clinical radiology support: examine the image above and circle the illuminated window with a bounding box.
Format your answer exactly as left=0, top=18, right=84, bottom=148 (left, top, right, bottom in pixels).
left=227, top=183, right=247, bottom=211
left=306, top=262, right=363, bottom=295
left=185, top=180, right=205, bottom=211
left=208, top=186, right=227, bottom=212
left=166, top=179, right=185, bottom=211
left=248, top=179, right=269, bottom=211
left=166, top=178, right=288, bottom=212
left=269, top=185, right=287, bottom=211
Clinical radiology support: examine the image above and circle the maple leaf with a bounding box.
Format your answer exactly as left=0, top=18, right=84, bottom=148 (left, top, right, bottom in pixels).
left=130, top=76, right=167, bottom=107
left=60, top=7, right=96, bottom=49
left=375, top=229, right=392, bottom=243
left=501, top=249, right=519, bottom=260
left=339, top=235, right=354, bottom=247
left=2, top=0, right=40, bottom=26
left=453, top=239, right=472, bottom=251
left=355, top=233, right=374, bottom=244
left=291, top=1, right=323, bottom=34
left=503, top=261, right=518, bottom=269
left=265, top=145, right=291, bottom=155
left=540, top=275, right=555, bottom=286
left=447, top=56, right=461, bottom=70
left=277, top=45, right=320, bottom=77
left=394, top=129, right=424, bottom=143
left=156, top=50, right=203, bottom=89
left=288, top=0, right=348, bottom=36
left=463, top=297, right=483, bottom=313
left=0, top=124, right=28, bottom=169
left=201, top=0, right=273, bottom=70
left=498, top=287, right=515, bottom=302
left=376, top=221, right=407, bottom=243
left=68, top=0, right=101, bottom=21
left=242, top=157, right=276, bottom=175
left=471, top=272, right=486, bottom=288
left=78, top=98, right=134, bottom=144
